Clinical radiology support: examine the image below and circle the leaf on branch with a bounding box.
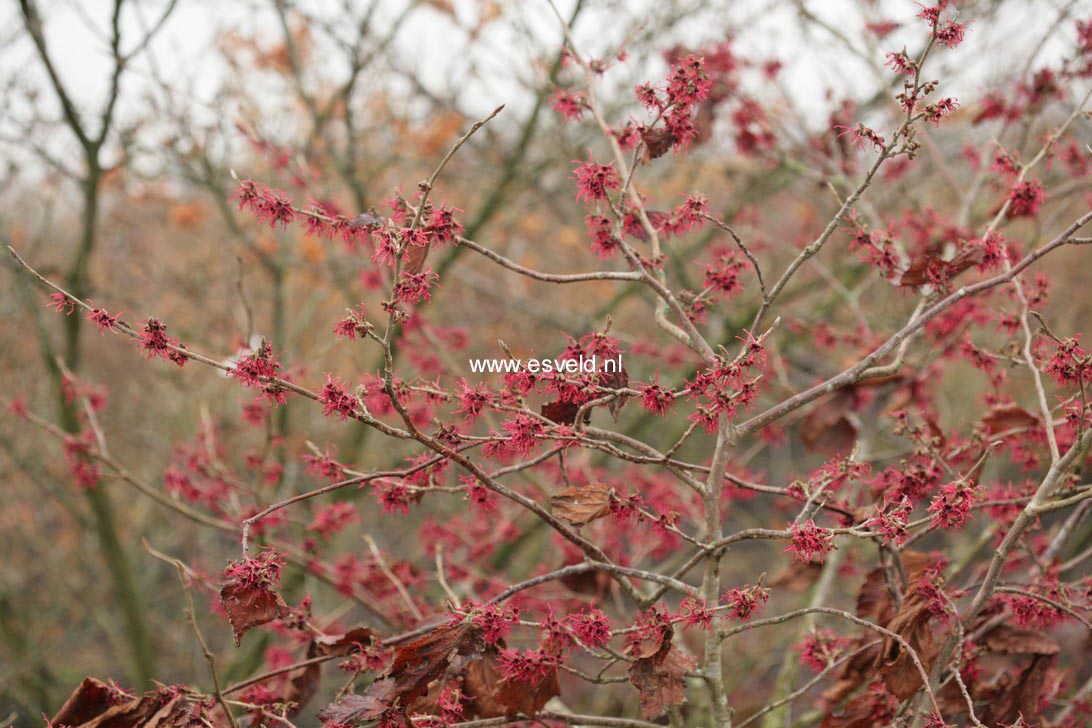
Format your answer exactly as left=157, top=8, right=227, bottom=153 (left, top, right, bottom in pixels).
left=317, top=694, right=388, bottom=724
left=820, top=682, right=896, bottom=728
left=981, top=403, right=1039, bottom=435
left=403, top=241, right=431, bottom=275
left=50, top=678, right=179, bottom=728
left=541, top=398, right=583, bottom=425
left=559, top=567, right=614, bottom=600
left=628, top=635, right=697, bottom=719
left=219, top=579, right=290, bottom=647
left=314, top=625, right=380, bottom=655
left=463, top=647, right=560, bottom=718
left=51, top=678, right=121, bottom=727
left=877, top=593, right=937, bottom=700
left=982, top=624, right=1060, bottom=656
left=494, top=667, right=560, bottom=718
left=463, top=649, right=507, bottom=718
left=981, top=654, right=1057, bottom=726
left=800, top=390, right=858, bottom=455
left=823, top=551, right=935, bottom=708
left=896, top=245, right=984, bottom=288
left=640, top=127, right=676, bottom=163
left=769, top=559, right=823, bottom=592
left=284, top=627, right=379, bottom=716
left=599, top=362, right=630, bottom=421
left=359, top=618, right=483, bottom=717
left=551, top=483, right=614, bottom=526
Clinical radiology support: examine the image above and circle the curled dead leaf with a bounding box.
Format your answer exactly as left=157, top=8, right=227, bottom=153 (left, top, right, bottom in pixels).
left=551, top=483, right=614, bottom=526
left=639, top=127, right=675, bottom=163
left=219, top=580, right=290, bottom=647
left=50, top=678, right=179, bottom=728
left=982, top=624, right=1060, bottom=656
left=982, top=403, right=1039, bottom=436
left=356, top=619, right=483, bottom=718
left=403, top=241, right=430, bottom=275
left=628, top=638, right=697, bottom=719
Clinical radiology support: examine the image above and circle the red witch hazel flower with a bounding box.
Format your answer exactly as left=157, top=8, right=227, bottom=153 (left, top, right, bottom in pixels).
left=585, top=214, right=619, bottom=258
left=665, top=54, right=712, bottom=107
left=48, top=292, right=76, bottom=314
left=795, top=629, right=848, bottom=672
left=571, top=155, right=621, bottom=203
left=835, top=123, right=885, bottom=151
left=393, top=269, right=439, bottom=305
left=138, top=318, right=187, bottom=366
left=223, top=548, right=285, bottom=589
left=677, top=595, right=714, bottom=631
left=928, top=480, right=981, bottom=531
left=460, top=474, right=496, bottom=511
left=635, top=375, right=676, bottom=415
left=229, top=339, right=286, bottom=405
left=501, top=413, right=544, bottom=455
left=721, top=583, right=770, bottom=622
left=86, top=306, right=121, bottom=333
left=564, top=609, right=611, bottom=648
left=497, top=648, right=557, bottom=684
left=702, top=252, right=747, bottom=300
left=1006, top=178, right=1045, bottom=217
left=427, top=203, right=464, bottom=244
left=230, top=178, right=295, bottom=229
left=318, top=374, right=358, bottom=421
left=785, top=519, right=835, bottom=564
left=1043, top=336, right=1092, bottom=387
left=333, top=304, right=370, bottom=340
left=550, top=88, right=587, bottom=121
left=470, top=602, right=519, bottom=645
left=63, top=431, right=100, bottom=489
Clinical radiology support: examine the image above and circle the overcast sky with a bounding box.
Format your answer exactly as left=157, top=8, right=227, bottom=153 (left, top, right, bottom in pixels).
left=0, top=0, right=1082, bottom=171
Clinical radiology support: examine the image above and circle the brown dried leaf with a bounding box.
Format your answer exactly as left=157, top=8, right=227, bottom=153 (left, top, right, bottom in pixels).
left=541, top=399, right=581, bottom=425
left=599, top=361, right=629, bottom=421
left=140, top=697, right=189, bottom=728
left=982, top=403, right=1039, bottom=435
left=897, top=245, right=984, bottom=288
left=51, top=678, right=120, bottom=727
left=364, top=619, right=482, bottom=715
left=284, top=661, right=321, bottom=718
left=50, top=679, right=173, bottom=728
left=559, top=568, right=613, bottom=600
left=403, top=241, right=430, bottom=275
left=219, top=581, right=290, bottom=646
left=285, top=626, right=378, bottom=716
left=801, top=391, right=858, bottom=455
left=639, top=126, right=675, bottom=163
left=692, top=99, right=715, bottom=146
left=551, top=483, right=614, bottom=526
left=464, top=650, right=508, bottom=718
left=820, top=682, right=895, bottom=728
left=982, top=624, right=1060, bottom=655
left=314, top=625, right=379, bottom=656
left=628, top=641, right=697, bottom=719
left=769, top=560, right=823, bottom=592
left=422, top=0, right=456, bottom=16
left=318, top=694, right=387, bottom=724
left=495, top=668, right=560, bottom=718
left=878, top=597, right=936, bottom=700
left=855, top=567, right=897, bottom=626
left=981, top=654, right=1056, bottom=726
left=820, top=637, right=884, bottom=709
left=825, top=551, right=935, bottom=708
